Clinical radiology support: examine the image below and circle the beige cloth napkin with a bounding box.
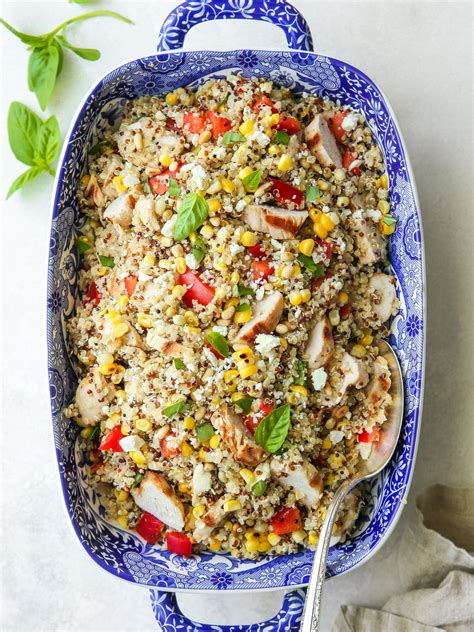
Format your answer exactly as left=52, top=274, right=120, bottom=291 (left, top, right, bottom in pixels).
left=332, top=485, right=474, bottom=632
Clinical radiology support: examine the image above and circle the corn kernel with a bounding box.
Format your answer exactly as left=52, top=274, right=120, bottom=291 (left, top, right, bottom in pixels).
left=290, top=385, right=308, bottom=398
left=279, top=337, right=288, bottom=349
left=328, top=454, right=343, bottom=468
left=200, top=225, right=214, bottom=239
left=223, top=499, right=242, bottom=512
left=338, top=291, right=349, bottom=305
left=209, top=434, right=221, bottom=449
left=116, top=489, right=129, bottom=502
left=240, top=231, right=258, bottom=247
left=129, top=451, right=147, bottom=466
left=224, top=521, right=233, bottom=530
left=208, top=198, right=222, bottom=213
left=289, top=290, right=303, bottom=306
left=136, top=419, right=152, bottom=432
left=239, top=166, right=253, bottom=180
left=378, top=200, right=391, bottom=215
left=165, top=92, right=178, bottom=105
left=336, top=196, right=350, bottom=207
left=264, top=113, right=280, bottom=127
left=308, top=532, right=319, bottom=546
left=240, top=469, right=256, bottom=485
left=193, top=505, right=205, bottom=518
left=221, top=177, right=235, bottom=193
left=223, top=370, right=239, bottom=386
left=361, top=333, right=374, bottom=347
left=209, top=538, right=221, bottom=552
left=97, top=352, right=114, bottom=366
left=277, top=153, right=294, bottom=172
left=172, top=285, right=184, bottom=298
left=137, top=312, right=153, bottom=328
left=116, top=389, right=127, bottom=402
left=292, top=530, right=307, bottom=544
left=328, top=309, right=340, bottom=327
left=113, top=322, right=129, bottom=338
left=314, top=222, right=328, bottom=240
left=268, top=144, right=279, bottom=155
left=181, top=441, right=194, bottom=457
left=232, top=347, right=253, bottom=362
left=183, top=416, right=195, bottom=430
left=159, top=153, right=172, bottom=167
left=351, top=344, right=367, bottom=358
left=234, top=310, right=252, bottom=324
left=113, top=175, right=127, bottom=193
left=320, top=213, right=335, bottom=231
left=80, top=426, right=95, bottom=440
left=224, top=298, right=239, bottom=310
left=376, top=173, right=389, bottom=189
left=116, top=294, right=129, bottom=309
left=245, top=539, right=260, bottom=553
left=230, top=272, right=240, bottom=284
left=258, top=541, right=271, bottom=553
left=178, top=482, right=190, bottom=493
left=326, top=473, right=335, bottom=487
left=81, top=174, right=90, bottom=186
left=239, top=363, right=258, bottom=379
left=175, top=256, right=187, bottom=274
left=239, top=119, right=254, bottom=136
left=298, top=239, right=315, bottom=256
left=267, top=532, right=281, bottom=547
left=245, top=531, right=257, bottom=541
left=116, top=515, right=128, bottom=529
left=142, top=253, right=156, bottom=269
left=322, top=437, right=332, bottom=450
left=290, top=264, right=301, bottom=278
left=300, top=288, right=311, bottom=303
left=382, top=221, right=396, bottom=236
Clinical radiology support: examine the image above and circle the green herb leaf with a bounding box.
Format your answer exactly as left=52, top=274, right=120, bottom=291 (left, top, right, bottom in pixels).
left=293, top=359, right=308, bottom=386
left=273, top=130, right=290, bottom=145
left=383, top=215, right=397, bottom=226
left=143, top=177, right=151, bottom=194
left=0, top=19, right=47, bottom=46
left=86, top=425, right=99, bottom=443
left=235, top=302, right=250, bottom=312
left=174, top=193, right=209, bottom=241
left=254, top=404, right=291, bottom=454
left=7, top=101, right=41, bottom=166
left=234, top=395, right=254, bottom=414
left=222, top=131, right=246, bottom=145
left=237, top=284, right=255, bottom=297
left=76, top=237, right=92, bottom=254
left=251, top=481, right=267, bottom=496
left=306, top=185, right=321, bottom=203
left=205, top=331, right=230, bottom=358
left=173, top=358, right=187, bottom=370
left=167, top=177, right=181, bottom=197
left=297, top=253, right=325, bottom=278
left=69, top=0, right=97, bottom=5
left=218, top=93, right=230, bottom=108
left=131, top=472, right=144, bottom=489
left=98, top=255, right=114, bottom=268
left=241, top=169, right=263, bottom=192
left=196, top=422, right=215, bottom=442
left=6, top=166, right=42, bottom=199
left=88, top=141, right=108, bottom=155
left=191, top=237, right=207, bottom=263
left=28, top=43, right=60, bottom=110
left=36, top=115, right=61, bottom=164
left=56, top=34, right=101, bottom=61
left=163, top=399, right=187, bottom=418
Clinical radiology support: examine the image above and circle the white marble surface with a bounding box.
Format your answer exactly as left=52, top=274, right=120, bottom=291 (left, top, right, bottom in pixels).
left=1, top=1, right=473, bottom=630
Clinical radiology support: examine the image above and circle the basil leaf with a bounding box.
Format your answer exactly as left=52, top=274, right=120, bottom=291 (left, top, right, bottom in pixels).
left=237, top=284, right=254, bottom=297
left=163, top=399, right=187, bottom=418
left=173, top=358, right=186, bottom=370
left=235, top=302, right=250, bottom=312
left=76, top=237, right=92, bottom=254
left=168, top=177, right=181, bottom=197
left=0, top=19, right=47, bottom=46
left=98, top=255, right=114, bottom=268
left=254, top=404, right=291, bottom=454
left=131, top=472, right=144, bottom=489
left=56, top=34, right=101, bottom=61
left=196, top=422, right=215, bottom=442
left=205, top=331, right=230, bottom=358
left=222, top=131, right=246, bottom=145
left=306, top=185, right=321, bottom=203
left=86, top=425, right=99, bottom=443
left=191, top=236, right=207, bottom=263
left=273, top=130, right=290, bottom=145
left=174, top=193, right=209, bottom=241
left=88, top=141, right=108, bottom=156
left=36, top=115, right=61, bottom=164
left=293, top=359, right=308, bottom=386
left=142, top=178, right=152, bottom=194
left=383, top=215, right=397, bottom=226
left=7, top=101, right=42, bottom=166
left=6, top=166, right=42, bottom=199
left=28, top=43, right=60, bottom=110
left=297, top=253, right=325, bottom=278
left=251, top=481, right=267, bottom=496
left=234, top=395, right=254, bottom=414
left=241, top=169, right=262, bottom=192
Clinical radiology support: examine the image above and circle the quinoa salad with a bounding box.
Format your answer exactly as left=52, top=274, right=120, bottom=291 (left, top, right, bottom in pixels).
left=65, top=76, right=399, bottom=559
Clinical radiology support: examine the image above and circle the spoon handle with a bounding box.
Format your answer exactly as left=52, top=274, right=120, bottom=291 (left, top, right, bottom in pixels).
left=300, top=480, right=354, bottom=632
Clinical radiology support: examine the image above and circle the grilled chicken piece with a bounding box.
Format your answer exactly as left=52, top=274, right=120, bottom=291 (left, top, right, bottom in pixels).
left=243, top=204, right=308, bottom=240
left=211, top=404, right=265, bottom=466
left=349, top=215, right=386, bottom=265
left=304, top=113, right=342, bottom=169
left=303, top=316, right=334, bottom=369
left=84, top=174, right=104, bottom=208
left=368, top=273, right=397, bottom=323
left=366, top=356, right=391, bottom=410
left=133, top=197, right=160, bottom=232
left=131, top=471, right=185, bottom=531
left=103, top=192, right=135, bottom=229
left=322, top=352, right=369, bottom=407
left=75, top=367, right=114, bottom=426
left=124, top=367, right=145, bottom=403
left=146, top=332, right=194, bottom=361
left=234, top=291, right=284, bottom=345
left=193, top=498, right=228, bottom=543
left=271, top=454, right=323, bottom=508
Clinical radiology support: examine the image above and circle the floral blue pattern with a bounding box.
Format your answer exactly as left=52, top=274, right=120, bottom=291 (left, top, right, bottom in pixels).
left=46, top=0, right=424, bottom=630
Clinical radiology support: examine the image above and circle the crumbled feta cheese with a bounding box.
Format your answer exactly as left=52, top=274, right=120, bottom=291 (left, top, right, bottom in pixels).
left=213, top=146, right=227, bottom=159
left=138, top=271, right=151, bottom=282
left=271, top=239, right=283, bottom=250
left=352, top=209, right=364, bottom=220
left=329, top=430, right=344, bottom=444
left=312, top=368, right=328, bottom=391
left=190, top=165, right=208, bottom=190
left=229, top=242, right=244, bottom=256
left=203, top=346, right=219, bottom=366
left=236, top=198, right=248, bottom=212
left=162, top=215, right=177, bottom=237
left=249, top=130, right=271, bottom=147
left=341, top=111, right=359, bottom=132
left=255, top=334, right=280, bottom=354
left=212, top=325, right=228, bottom=336
left=255, top=286, right=265, bottom=301
left=359, top=442, right=372, bottom=460
left=185, top=253, right=199, bottom=270
left=119, top=435, right=145, bottom=452
left=192, top=463, right=212, bottom=494
left=122, top=171, right=140, bottom=187
left=366, top=208, right=382, bottom=222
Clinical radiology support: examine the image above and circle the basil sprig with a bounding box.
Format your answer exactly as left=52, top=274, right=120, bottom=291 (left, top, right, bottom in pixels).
left=6, top=102, right=61, bottom=198
left=306, top=185, right=321, bottom=203
left=0, top=11, right=132, bottom=110
left=163, top=399, right=187, bottom=418
left=76, top=237, right=92, bottom=254
left=297, top=253, right=325, bottom=278
left=237, top=284, right=254, bottom=297
left=254, top=404, right=291, bottom=454
left=173, top=358, right=187, bottom=370
left=98, top=255, right=114, bottom=268
left=222, top=131, right=246, bottom=145
left=235, top=302, right=250, bottom=312
left=383, top=215, right=397, bottom=226
left=273, top=130, right=290, bottom=146
left=191, top=237, right=207, bottom=263
left=205, top=331, right=230, bottom=358
left=174, top=193, right=209, bottom=240
left=293, top=359, right=308, bottom=386
left=234, top=395, right=254, bottom=414
left=241, top=169, right=262, bottom=192
left=196, top=422, right=215, bottom=442
left=167, top=177, right=181, bottom=197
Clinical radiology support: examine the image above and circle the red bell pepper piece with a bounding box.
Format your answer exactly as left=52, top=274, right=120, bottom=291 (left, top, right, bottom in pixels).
left=358, top=425, right=381, bottom=443
left=247, top=243, right=266, bottom=258
left=166, top=531, right=193, bottom=557
left=178, top=268, right=215, bottom=307
left=339, top=304, right=351, bottom=320
left=206, top=111, right=232, bottom=139
left=271, top=506, right=302, bottom=535
left=276, top=113, right=301, bottom=134
left=135, top=512, right=164, bottom=544
left=330, top=111, right=348, bottom=142
left=161, top=432, right=179, bottom=459
left=98, top=425, right=125, bottom=453
left=84, top=281, right=100, bottom=307
left=124, top=274, right=138, bottom=297
left=267, top=177, right=303, bottom=207
left=244, top=399, right=273, bottom=435
left=182, top=112, right=207, bottom=134
left=253, top=96, right=278, bottom=113
left=342, top=150, right=361, bottom=176
left=149, top=162, right=184, bottom=195
left=251, top=260, right=274, bottom=281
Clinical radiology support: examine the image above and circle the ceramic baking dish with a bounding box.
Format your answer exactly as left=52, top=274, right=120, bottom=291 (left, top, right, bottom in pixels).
left=46, top=1, right=425, bottom=629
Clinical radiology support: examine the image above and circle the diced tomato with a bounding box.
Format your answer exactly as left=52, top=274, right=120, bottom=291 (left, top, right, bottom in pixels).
left=339, top=304, right=351, bottom=320
left=259, top=398, right=274, bottom=417
left=312, top=272, right=331, bottom=290
left=253, top=96, right=278, bottom=113
left=135, top=512, right=164, bottom=544
left=358, top=426, right=381, bottom=443
left=178, top=268, right=215, bottom=307
left=271, top=506, right=302, bottom=535
left=316, top=239, right=333, bottom=259
left=342, top=150, right=361, bottom=176
left=244, top=399, right=273, bottom=435
left=149, top=162, right=184, bottom=195
left=276, top=113, right=301, bottom=134
left=267, top=177, right=304, bottom=207
left=161, top=432, right=179, bottom=459
left=206, top=111, right=232, bottom=139
left=251, top=260, right=274, bottom=281
left=124, top=274, right=138, bottom=297
left=244, top=415, right=260, bottom=435
left=84, top=281, right=100, bottom=308
left=330, top=111, right=348, bottom=142
left=166, top=531, right=193, bottom=557
left=182, top=112, right=207, bottom=134
left=98, top=425, right=125, bottom=453
left=247, top=243, right=266, bottom=258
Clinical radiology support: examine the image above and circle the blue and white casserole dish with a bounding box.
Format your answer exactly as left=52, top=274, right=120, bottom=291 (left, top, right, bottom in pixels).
left=47, top=1, right=425, bottom=629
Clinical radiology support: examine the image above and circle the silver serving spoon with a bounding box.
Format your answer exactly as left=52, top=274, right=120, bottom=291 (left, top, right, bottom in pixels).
left=300, top=340, right=404, bottom=632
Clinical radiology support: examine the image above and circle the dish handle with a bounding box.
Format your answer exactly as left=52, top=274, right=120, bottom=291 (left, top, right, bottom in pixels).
left=157, top=0, right=314, bottom=53
left=150, top=588, right=306, bottom=631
